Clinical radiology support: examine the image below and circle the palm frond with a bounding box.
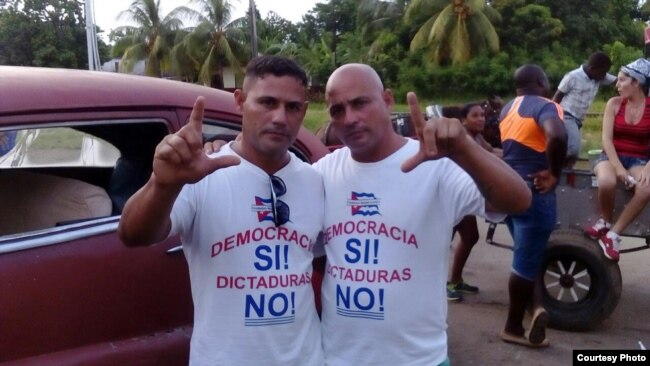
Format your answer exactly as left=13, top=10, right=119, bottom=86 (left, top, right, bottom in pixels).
left=120, top=43, right=147, bottom=72
left=449, top=19, right=470, bottom=64
left=470, top=11, right=499, bottom=52
left=405, top=0, right=446, bottom=23
left=410, top=16, right=437, bottom=51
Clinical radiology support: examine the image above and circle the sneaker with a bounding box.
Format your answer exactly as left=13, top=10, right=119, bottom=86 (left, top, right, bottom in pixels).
left=598, top=232, right=620, bottom=261
left=451, top=279, right=479, bottom=294
left=585, top=218, right=610, bottom=239
left=447, top=283, right=463, bottom=302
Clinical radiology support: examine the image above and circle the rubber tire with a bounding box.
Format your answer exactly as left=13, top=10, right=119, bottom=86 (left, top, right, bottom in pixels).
left=539, top=229, right=622, bottom=331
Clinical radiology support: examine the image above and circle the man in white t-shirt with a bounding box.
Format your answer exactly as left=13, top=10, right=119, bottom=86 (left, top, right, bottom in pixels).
left=118, top=56, right=324, bottom=366
left=313, top=64, right=531, bottom=366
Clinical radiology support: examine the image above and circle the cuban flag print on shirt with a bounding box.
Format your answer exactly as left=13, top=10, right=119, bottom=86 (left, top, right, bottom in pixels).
left=348, top=192, right=381, bottom=216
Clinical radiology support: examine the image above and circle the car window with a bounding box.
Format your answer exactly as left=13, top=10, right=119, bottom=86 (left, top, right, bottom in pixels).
left=0, top=127, right=120, bottom=168
left=203, top=120, right=241, bottom=143
left=0, top=121, right=167, bottom=240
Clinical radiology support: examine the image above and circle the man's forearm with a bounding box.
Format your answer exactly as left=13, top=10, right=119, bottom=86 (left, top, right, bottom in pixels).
left=546, top=136, right=567, bottom=178
left=451, top=139, right=531, bottom=214
left=118, top=175, right=183, bottom=246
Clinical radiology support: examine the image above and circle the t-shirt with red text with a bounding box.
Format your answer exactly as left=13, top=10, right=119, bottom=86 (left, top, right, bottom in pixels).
left=170, top=143, right=324, bottom=366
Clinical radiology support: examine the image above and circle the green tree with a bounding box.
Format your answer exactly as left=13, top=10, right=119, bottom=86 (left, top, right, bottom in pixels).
left=536, top=0, right=642, bottom=53
left=171, top=0, right=247, bottom=88
left=641, top=0, right=650, bottom=21
left=301, top=0, right=359, bottom=67
left=298, top=34, right=336, bottom=86
left=114, top=0, right=190, bottom=77
left=0, top=0, right=106, bottom=68
left=405, top=0, right=501, bottom=65
left=357, top=0, right=406, bottom=43
left=498, top=3, right=563, bottom=58
left=494, top=0, right=644, bottom=59
left=258, top=11, right=299, bottom=46
left=355, top=0, right=407, bottom=57
left=604, top=41, right=643, bottom=73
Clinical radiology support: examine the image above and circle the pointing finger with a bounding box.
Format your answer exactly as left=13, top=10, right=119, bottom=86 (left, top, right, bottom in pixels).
left=407, top=92, right=425, bottom=136
left=189, top=96, right=205, bottom=133
left=205, top=155, right=241, bottom=175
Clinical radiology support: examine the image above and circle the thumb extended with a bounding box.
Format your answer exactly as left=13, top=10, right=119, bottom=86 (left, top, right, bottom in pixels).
left=401, top=155, right=420, bottom=173
left=205, top=155, right=241, bottom=175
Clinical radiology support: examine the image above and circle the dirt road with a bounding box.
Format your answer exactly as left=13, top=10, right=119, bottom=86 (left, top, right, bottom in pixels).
left=447, top=221, right=650, bottom=365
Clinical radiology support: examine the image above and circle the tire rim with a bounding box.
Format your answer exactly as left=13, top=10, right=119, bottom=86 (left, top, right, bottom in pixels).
left=543, top=256, right=592, bottom=303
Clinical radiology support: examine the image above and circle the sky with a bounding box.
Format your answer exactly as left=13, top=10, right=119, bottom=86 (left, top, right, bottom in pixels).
left=93, top=0, right=321, bottom=38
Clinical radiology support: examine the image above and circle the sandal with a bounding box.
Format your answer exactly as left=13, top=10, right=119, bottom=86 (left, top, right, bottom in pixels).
left=500, top=330, right=549, bottom=348
left=527, top=308, right=550, bottom=345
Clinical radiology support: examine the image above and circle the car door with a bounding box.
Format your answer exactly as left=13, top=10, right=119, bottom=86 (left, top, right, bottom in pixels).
left=0, top=110, right=194, bottom=365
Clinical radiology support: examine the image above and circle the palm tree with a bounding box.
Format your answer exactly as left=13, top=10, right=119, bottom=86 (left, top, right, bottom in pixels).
left=114, top=0, right=192, bottom=77
left=405, top=0, right=501, bottom=65
left=356, top=0, right=407, bottom=60
left=358, top=0, right=406, bottom=43
left=172, top=0, right=248, bottom=88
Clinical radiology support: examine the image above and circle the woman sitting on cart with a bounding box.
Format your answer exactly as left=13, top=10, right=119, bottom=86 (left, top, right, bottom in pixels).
left=585, top=58, right=650, bottom=261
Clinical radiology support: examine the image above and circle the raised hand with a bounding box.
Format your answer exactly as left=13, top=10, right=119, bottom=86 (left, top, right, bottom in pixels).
left=401, top=92, right=468, bottom=173
left=153, top=97, right=240, bottom=186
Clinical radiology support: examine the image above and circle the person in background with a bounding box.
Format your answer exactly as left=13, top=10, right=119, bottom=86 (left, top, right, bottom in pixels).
left=481, top=95, right=505, bottom=149
left=553, top=51, right=616, bottom=166
left=499, top=64, right=567, bottom=348
left=461, top=102, right=503, bottom=158
left=447, top=102, right=503, bottom=302
left=118, top=56, right=325, bottom=366
left=0, top=130, right=17, bottom=156
left=584, top=58, right=650, bottom=262
left=315, top=63, right=531, bottom=365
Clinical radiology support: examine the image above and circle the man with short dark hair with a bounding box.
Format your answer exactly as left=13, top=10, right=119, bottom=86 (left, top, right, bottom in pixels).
left=553, top=51, right=616, bottom=164
left=118, top=55, right=325, bottom=366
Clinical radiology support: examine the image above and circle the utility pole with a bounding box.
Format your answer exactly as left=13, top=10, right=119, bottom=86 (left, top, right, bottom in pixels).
left=84, top=0, right=101, bottom=70
left=249, top=0, right=258, bottom=58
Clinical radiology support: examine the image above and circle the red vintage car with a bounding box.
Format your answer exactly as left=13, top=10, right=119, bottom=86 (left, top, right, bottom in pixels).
left=0, top=66, right=329, bottom=365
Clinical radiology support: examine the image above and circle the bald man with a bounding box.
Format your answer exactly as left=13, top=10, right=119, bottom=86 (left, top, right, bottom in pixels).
left=312, top=63, right=531, bottom=365
left=498, top=64, right=567, bottom=348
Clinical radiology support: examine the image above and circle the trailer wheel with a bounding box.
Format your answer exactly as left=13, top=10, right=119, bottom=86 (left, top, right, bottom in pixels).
left=539, top=229, right=622, bottom=331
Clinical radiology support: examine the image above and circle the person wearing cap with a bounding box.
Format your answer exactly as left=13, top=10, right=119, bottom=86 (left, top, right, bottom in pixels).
left=552, top=51, right=616, bottom=166
left=585, top=58, right=650, bottom=262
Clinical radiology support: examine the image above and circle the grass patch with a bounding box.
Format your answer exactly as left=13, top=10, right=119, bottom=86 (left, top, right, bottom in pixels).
left=29, top=128, right=82, bottom=150
left=303, top=98, right=607, bottom=157
left=581, top=99, right=607, bottom=158
left=305, top=102, right=329, bottom=133
left=304, top=102, right=423, bottom=133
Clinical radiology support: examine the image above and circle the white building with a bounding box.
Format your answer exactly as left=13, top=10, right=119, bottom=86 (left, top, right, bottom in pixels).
left=100, top=58, right=236, bottom=89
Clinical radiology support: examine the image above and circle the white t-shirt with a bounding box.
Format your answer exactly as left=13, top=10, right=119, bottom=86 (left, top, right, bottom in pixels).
left=170, top=143, right=325, bottom=366
left=557, top=66, right=616, bottom=120
left=313, top=138, right=487, bottom=366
